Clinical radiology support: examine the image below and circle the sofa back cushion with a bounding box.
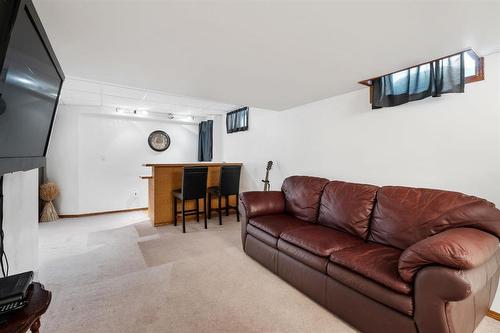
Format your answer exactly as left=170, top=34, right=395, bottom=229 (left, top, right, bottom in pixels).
left=281, top=176, right=329, bottom=222
left=369, top=186, right=500, bottom=249
left=318, top=181, right=379, bottom=239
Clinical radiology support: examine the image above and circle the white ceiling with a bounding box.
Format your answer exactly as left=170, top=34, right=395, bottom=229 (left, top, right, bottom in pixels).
left=34, top=0, right=500, bottom=111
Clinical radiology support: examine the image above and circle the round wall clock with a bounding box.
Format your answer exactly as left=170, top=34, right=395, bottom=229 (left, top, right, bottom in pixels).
left=148, top=130, right=171, bottom=152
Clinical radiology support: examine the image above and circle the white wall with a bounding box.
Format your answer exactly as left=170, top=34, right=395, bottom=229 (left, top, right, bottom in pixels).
left=2, top=169, right=39, bottom=275
left=46, top=105, right=79, bottom=213
left=224, top=52, right=500, bottom=203
left=222, top=52, right=500, bottom=311
left=47, top=105, right=221, bottom=215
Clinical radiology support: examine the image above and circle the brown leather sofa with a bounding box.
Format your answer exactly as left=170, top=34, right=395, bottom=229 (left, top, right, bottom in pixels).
left=239, top=176, right=500, bottom=333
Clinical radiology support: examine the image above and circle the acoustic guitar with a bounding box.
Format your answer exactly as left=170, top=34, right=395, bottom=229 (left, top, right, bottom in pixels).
left=262, top=161, right=273, bottom=191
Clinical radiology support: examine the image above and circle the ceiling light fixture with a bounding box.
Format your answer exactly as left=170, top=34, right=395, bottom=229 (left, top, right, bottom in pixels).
left=113, top=107, right=204, bottom=122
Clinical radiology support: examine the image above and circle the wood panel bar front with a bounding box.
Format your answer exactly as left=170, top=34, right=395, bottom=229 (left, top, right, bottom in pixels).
left=144, top=163, right=242, bottom=226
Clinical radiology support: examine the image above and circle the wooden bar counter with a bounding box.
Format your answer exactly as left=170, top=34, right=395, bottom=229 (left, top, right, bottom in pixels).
left=143, top=162, right=242, bottom=226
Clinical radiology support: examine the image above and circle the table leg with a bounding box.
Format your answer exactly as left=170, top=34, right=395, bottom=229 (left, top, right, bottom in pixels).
left=30, top=318, right=41, bottom=333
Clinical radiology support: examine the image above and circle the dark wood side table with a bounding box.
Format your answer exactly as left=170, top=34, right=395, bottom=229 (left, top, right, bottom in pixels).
left=0, top=283, right=51, bottom=333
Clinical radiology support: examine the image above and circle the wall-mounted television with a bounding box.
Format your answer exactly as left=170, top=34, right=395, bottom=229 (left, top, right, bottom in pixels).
left=0, top=0, right=64, bottom=175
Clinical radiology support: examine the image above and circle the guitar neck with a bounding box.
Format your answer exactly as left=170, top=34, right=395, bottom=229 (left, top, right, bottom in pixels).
left=263, top=162, right=272, bottom=191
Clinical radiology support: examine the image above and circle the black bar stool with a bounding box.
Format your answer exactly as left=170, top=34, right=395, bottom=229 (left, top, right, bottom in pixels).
left=208, top=165, right=242, bottom=225
left=173, top=167, right=208, bottom=233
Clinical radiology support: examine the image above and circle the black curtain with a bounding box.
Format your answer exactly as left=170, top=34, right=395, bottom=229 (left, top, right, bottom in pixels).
left=226, top=107, right=249, bottom=133
left=198, top=120, right=213, bottom=162
left=372, top=53, right=464, bottom=109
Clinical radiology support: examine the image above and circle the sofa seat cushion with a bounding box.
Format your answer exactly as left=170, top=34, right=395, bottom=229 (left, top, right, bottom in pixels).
left=330, top=242, right=411, bottom=295
left=327, top=263, right=413, bottom=316
left=249, top=214, right=310, bottom=238
left=280, top=225, right=364, bottom=257
left=278, top=239, right=329, bottom=272
left=247, top=224, right=279, bottom=248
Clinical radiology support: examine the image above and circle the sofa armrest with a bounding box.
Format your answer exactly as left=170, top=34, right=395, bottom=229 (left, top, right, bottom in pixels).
left=415, top=252, right=499, bottom=301
left=399, top=228, right=499, bottom=282
left=239, top=191, right=285, bottom=219
left=413, top=251, right=500, bottom=333
left=239, top=191, right=285, bottom=250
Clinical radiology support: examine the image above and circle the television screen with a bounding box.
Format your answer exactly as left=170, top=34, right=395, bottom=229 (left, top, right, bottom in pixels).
left=0, top=6, right=63, bottom=159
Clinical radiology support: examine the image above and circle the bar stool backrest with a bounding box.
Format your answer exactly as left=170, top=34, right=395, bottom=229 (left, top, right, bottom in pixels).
left=219, top=165, right=242, bottom=196
left=182, top=167, right=208, bottom=200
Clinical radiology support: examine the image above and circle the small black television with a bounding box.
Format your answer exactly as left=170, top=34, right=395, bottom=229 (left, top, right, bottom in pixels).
left=0, top=0, right=64, bottom=175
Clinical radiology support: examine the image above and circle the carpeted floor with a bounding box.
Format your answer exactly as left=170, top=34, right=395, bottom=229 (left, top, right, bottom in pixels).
left=38, top=211, right=500, bottom=333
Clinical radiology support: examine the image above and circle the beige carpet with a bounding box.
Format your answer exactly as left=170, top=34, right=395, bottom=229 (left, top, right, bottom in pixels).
left=38, top=211, right=500, bottom=333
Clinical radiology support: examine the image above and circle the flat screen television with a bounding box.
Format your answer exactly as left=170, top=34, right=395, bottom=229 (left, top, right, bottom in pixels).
left=0, top=0, right=64, bottom=175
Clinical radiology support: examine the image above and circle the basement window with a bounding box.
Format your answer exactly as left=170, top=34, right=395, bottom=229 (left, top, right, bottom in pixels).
left=359, top=49, right=484, bottom=109
left=226, top=107, right=249, bottom=133
left=463, top=49, right=484, bottom=83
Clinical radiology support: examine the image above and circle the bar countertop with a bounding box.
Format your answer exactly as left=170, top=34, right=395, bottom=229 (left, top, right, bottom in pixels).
left=143, top=162, right=242, bottom=167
